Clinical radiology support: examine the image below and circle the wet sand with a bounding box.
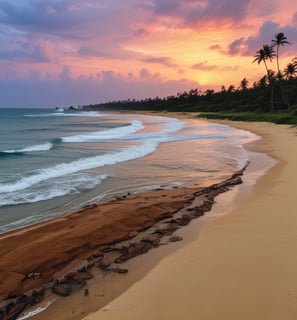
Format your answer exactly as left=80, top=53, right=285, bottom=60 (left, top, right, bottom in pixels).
left=80, top=120, right=297, bottom=320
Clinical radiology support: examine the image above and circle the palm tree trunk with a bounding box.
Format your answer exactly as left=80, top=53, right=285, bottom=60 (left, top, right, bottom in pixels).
left=271, top=84, right=274, bottom=112
left=264, top=61, right=274, bottom=112
left=276, top=45, right=290, bottom=109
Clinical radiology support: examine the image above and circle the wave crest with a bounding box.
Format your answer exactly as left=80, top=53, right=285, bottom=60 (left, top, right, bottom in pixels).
left=2, top=142, right=53, bottom=154
left=61, top=120, right=144, bottom=143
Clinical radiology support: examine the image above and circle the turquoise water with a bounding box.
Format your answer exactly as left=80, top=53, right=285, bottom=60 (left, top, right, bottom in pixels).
left=0, top=108, right=256, bottom=233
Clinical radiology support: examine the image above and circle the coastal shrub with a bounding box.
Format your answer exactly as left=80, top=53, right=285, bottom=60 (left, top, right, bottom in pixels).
left=198, top=112, right=297, bottom=125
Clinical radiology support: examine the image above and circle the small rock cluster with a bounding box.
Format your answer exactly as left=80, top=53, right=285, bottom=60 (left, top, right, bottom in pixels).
left=0, top=166, right=246, bottom=320
left=0, top=288, right=45, bottom=320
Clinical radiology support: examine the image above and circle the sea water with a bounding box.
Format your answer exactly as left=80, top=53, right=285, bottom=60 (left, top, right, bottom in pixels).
left=0, top=108, right=257, bottom=233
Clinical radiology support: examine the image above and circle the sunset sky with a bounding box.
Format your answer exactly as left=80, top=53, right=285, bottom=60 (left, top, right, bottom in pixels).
left=0, top=0, right=296, bottom=108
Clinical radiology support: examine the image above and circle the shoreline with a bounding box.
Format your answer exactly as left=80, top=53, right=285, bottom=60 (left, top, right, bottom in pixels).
left=0, top=113, right=282, bottom=320
left=0, top=173, right=247, bottom=320
left=81, top=119, right=297, bottom=320
left=0, top=115, right=252, bottom=320
left=22, top=148, right=269, bottom=320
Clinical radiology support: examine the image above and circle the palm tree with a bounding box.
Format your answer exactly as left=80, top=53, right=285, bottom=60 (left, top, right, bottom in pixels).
left=283, top=59, right=297, bottom=107
left=240, top=78, right=249, bottom=91
left=253, top=44, right=276, bottom=111
left=257, top=75, right=268, bottom=88
left=205, top=89, right=214, bottom=97
left=272, top=32, right=291, bottom=108
left=253, top=45, right=276, bottom=81
left=283, top=62, right=297, bottom=80
left=271, top=32, right=291, bottom=78
left=227, top=85, right=235, bottom=93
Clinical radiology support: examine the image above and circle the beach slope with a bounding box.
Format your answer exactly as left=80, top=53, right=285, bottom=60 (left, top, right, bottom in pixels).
left=83, top=121, right=297, bottom=320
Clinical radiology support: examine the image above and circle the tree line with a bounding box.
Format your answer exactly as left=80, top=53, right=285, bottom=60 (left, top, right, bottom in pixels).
left=86, top=32, right=297, bottom=115
left=253, top=32, right=296, bottom=111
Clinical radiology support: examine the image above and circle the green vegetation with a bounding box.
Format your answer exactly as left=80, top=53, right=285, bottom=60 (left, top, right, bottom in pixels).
left=86, top=32, right=297, bottom=125
left=198, top=110, right=297, bottom=125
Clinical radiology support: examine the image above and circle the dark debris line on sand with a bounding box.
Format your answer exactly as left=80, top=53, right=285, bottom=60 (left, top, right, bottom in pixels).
left=0, top=165, right=247, bottom=320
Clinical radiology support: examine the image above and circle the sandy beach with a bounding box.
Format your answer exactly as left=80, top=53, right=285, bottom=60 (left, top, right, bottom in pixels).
left=79, top=119, right=297, bottom=320
left=1, top=115, right=296, bottom=320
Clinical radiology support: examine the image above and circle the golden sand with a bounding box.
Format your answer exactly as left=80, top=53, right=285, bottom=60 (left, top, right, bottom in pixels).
left=81, top=120, right=297, bottom=320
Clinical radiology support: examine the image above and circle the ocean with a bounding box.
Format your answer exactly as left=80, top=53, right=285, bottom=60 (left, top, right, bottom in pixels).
left=0, top=108, right=257, bottom=234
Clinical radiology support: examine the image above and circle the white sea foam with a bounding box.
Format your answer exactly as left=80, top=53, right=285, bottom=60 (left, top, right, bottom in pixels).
left=0, top=185, right=79, bottom=207
left=0, top=173, right=111, bottom=206
left=17, top=299, right=56, bottom=320
left=0, top=118, right=252, bottom=196
left=0, top=139, right=161, bottom=194
left=61, top=120, right=144, bottom=142
left=158, top=116, right=185, bottom=133
left=25, top=111, right=102, bottom=117
left=54, top=111, right=102, bottom=117
left=3, top=142, right=53, bottom=153
left=0, top=130, right=237, bottom=195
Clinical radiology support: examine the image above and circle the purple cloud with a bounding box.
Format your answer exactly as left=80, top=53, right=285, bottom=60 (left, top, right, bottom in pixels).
left=209, top=44, right=222, bottom=51
left=187, top=0, right=249, bottom=24
left=192, top=62, right=238, bottom=72
left=141, top=56, right=177, bottom=68
left=0, top=67, right=200, bottom=108
left=152, top=0, right=182, bottom=15
left=192, top=62, right=218, bottom=71
left=1, top=0, right=185, bottom=71
left=0, top=36, right=55, bottom=62
left=227, top=37, right=245, bottom=56
left=151, top=0, right=270, bottom=28
left=0, top=1, right=86, bottom=36
left=224, top=16, right=297, bottom=57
